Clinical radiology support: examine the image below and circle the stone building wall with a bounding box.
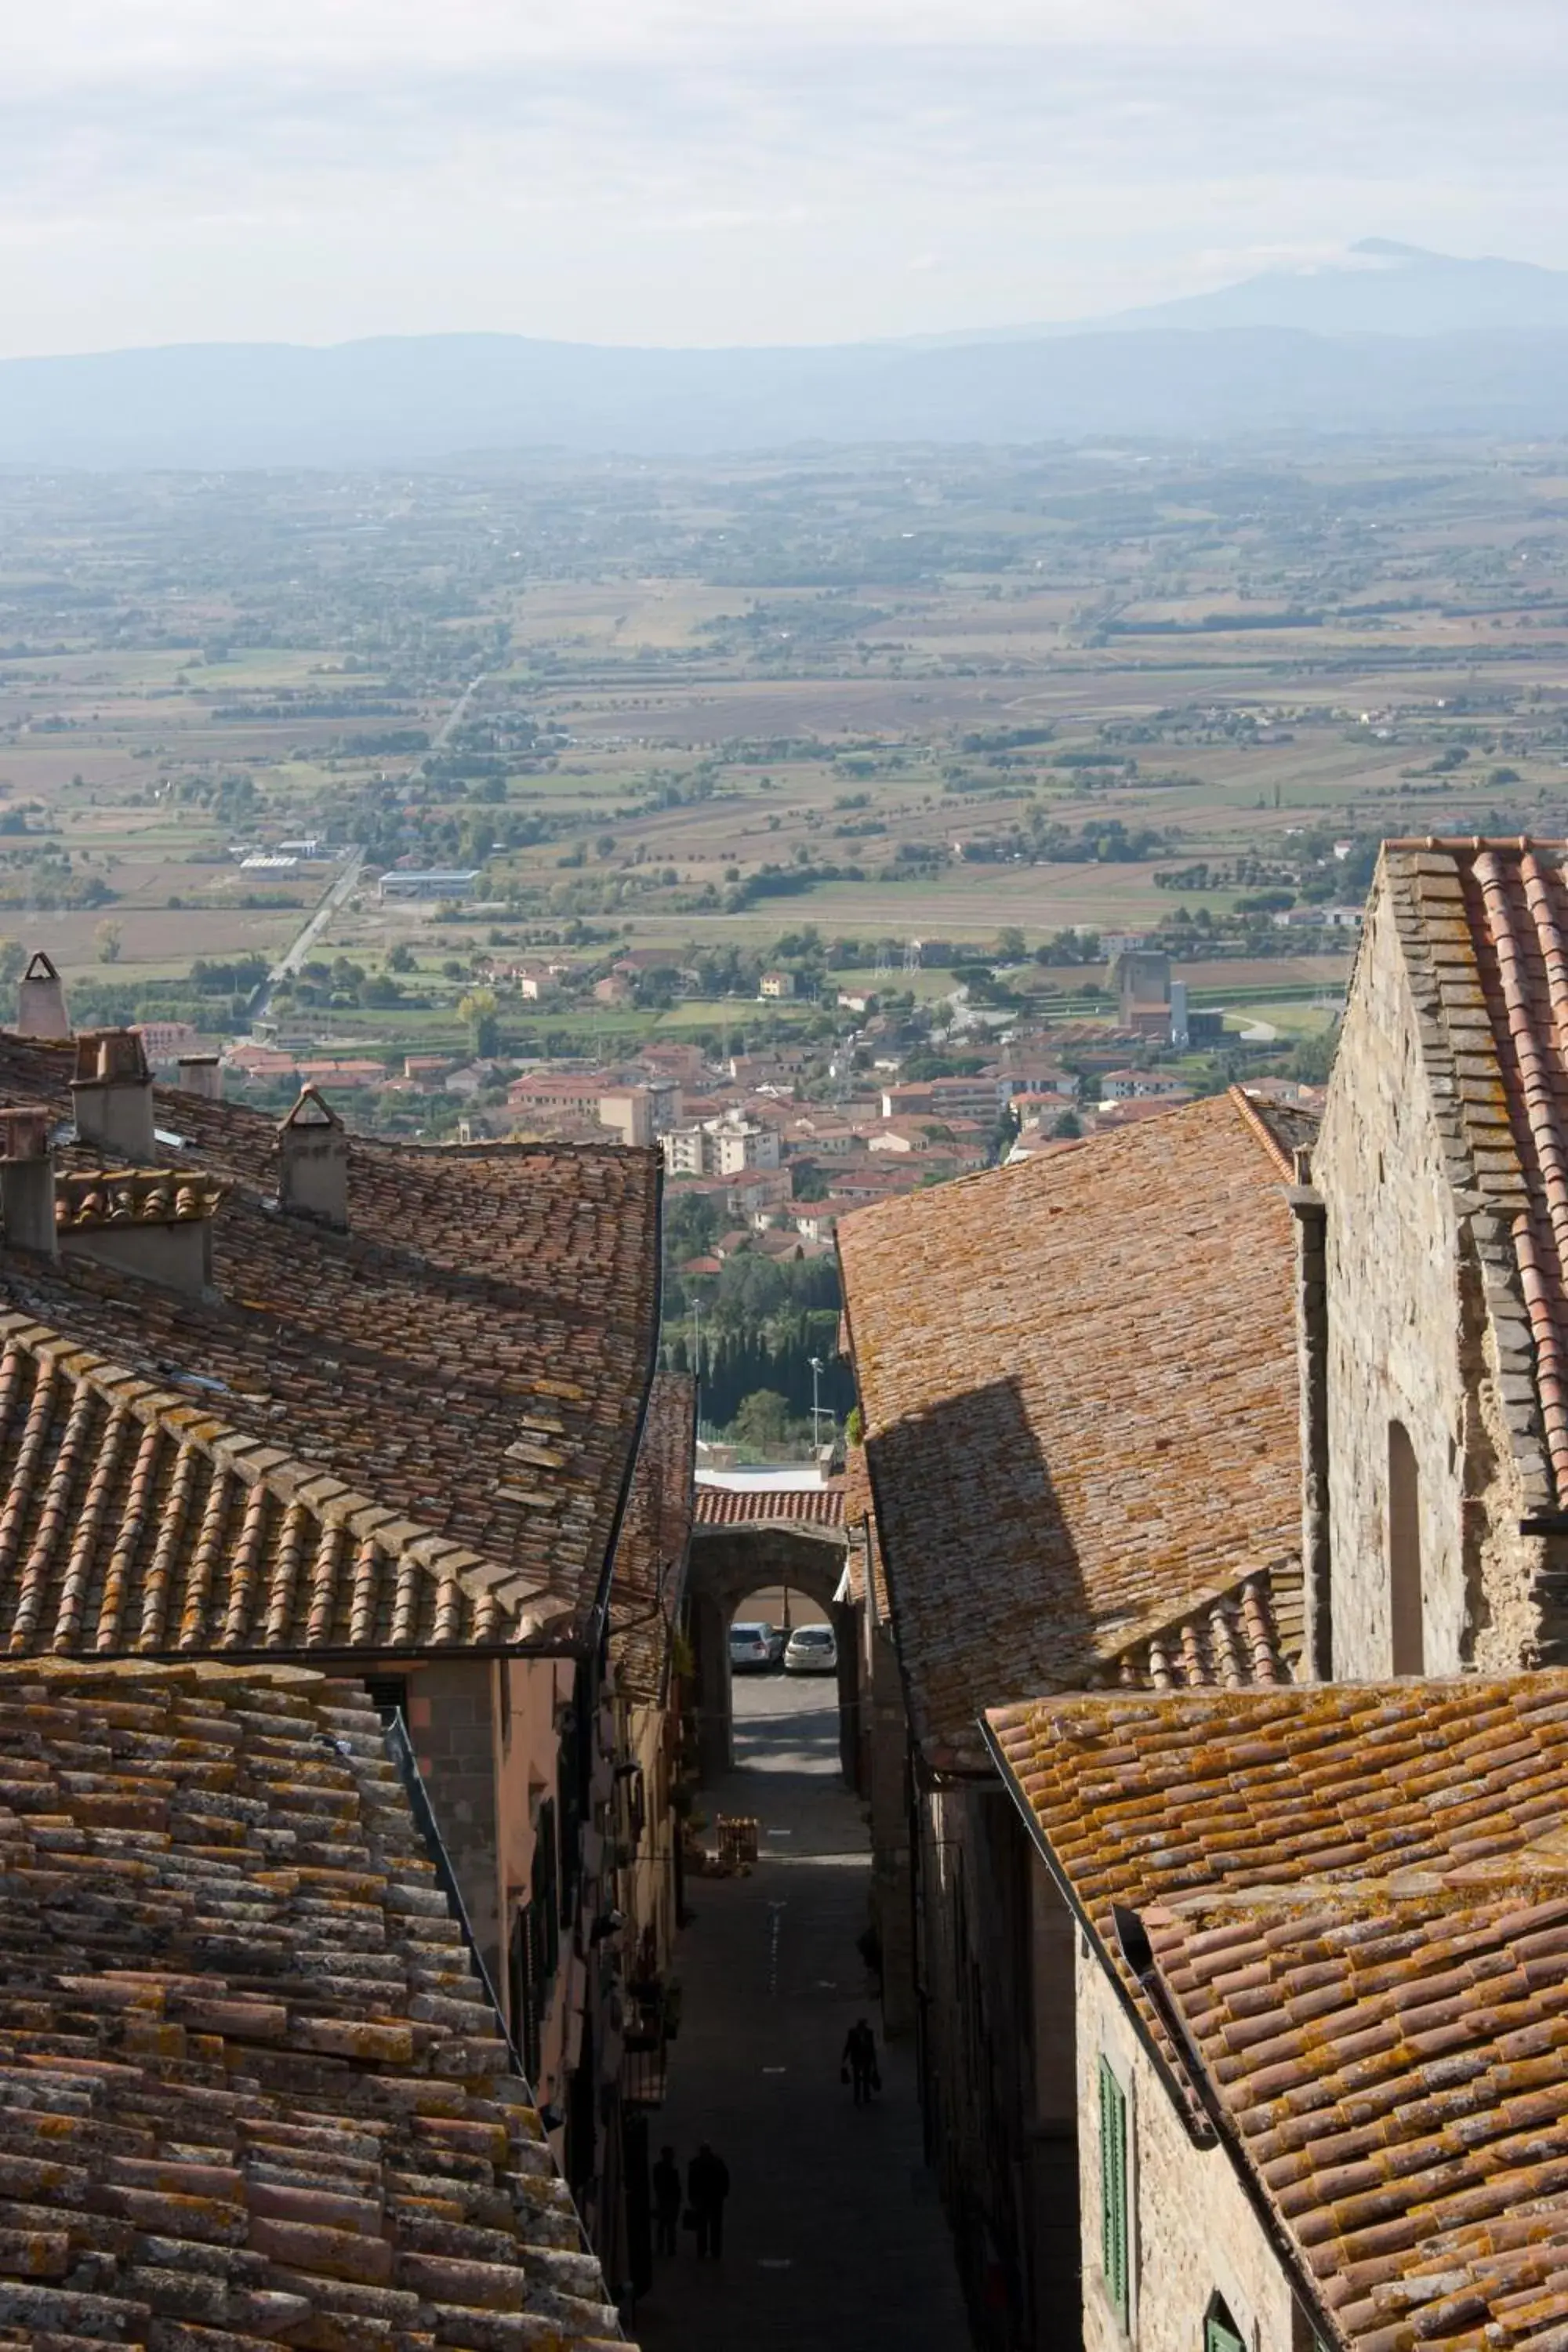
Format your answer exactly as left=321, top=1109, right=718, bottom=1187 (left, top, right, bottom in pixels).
left=685, top=1526, right=848, bottom=1778
left=866, top=1621, right=916, bottom=2036
left=916, top=1780, right=1051, bottom=2350
left=1314, top=886, right=1539, bottom=1675
left=408, top=1658, right=503, bottom=1984
left=1076, top=1953, right=1301, bottom=2352
left=1025, top=1859, right=1080, bottom=2351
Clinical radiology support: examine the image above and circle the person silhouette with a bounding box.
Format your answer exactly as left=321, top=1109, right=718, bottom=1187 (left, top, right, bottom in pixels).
left=842, top=2016, right=879, bottom=2105
left=652, top=2144, right=681, bottom=2256
left=688, top=2142, right=731, bottom=2258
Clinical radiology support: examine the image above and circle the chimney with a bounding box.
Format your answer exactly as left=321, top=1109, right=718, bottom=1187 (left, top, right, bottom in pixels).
left=277, top=1086, right=349, bottom=1230
left=71, top=1030, right=157, bottom=1162
left=176, top=1054, right=223, bottom=1102
left=16, top=951, right=70, bottom=1041
left=56, top=1168, right=226, bottom=1298
left=0, top=1108, right=57, bottom=1256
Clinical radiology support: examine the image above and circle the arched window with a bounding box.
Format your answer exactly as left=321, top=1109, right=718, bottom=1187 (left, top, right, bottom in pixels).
left=1388, top=1419, right=1425, bottom=1675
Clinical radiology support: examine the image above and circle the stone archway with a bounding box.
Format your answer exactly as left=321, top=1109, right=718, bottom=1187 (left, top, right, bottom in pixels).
left=686, top=1523, right=850, bottom=1783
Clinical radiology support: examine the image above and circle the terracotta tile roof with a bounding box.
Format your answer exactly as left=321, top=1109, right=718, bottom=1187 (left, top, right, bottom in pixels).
left=838, top=1091, right=1303, bottom=1769
left=1232, top=1087, right=1316, bottom=1175
left=1084, top=1561, right=1301, bottom=1693
left=0, top=1312, right=557, bottom=1660
left=610, top=1373, right=695, bottom=1704
left=55, top=1166, right=227, bottom=1230
left=1377, top=837, right=1568, bottom=1510
left=0, top=1030, right=658, bottom=1322
left=692, top=1482, right=845, bottom=1530
left=989, top=1670, right=1568, bottom=2352
left=0, top=1033, right=662, bottom=1656
left=0, top=1655, right=631, bottom=2349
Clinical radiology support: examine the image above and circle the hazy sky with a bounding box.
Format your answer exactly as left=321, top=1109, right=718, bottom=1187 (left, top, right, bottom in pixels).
left=5, top=0, right=1566, bottom=356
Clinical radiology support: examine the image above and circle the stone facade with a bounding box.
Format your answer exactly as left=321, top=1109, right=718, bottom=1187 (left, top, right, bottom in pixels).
left=1076, top=1948, right=1308, bottom=2352
left=408, top=1658, right=505, bottom=1980
left=863, top=1616, right=916, bottom=2036
left=1314, top=855, right=1567, bottom=1678
left=684, top=1520, right=847, bottom=1777
left=913, top=1782, right=1080, bottom=2352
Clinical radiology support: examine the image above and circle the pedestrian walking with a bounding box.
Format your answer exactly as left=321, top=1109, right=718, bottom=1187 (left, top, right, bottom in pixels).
left=841, top=2016, right=880, bottom=2106
left=687, top=2142, right=730, bottom=2259
left=652, top=2145, right=681, bottom=2257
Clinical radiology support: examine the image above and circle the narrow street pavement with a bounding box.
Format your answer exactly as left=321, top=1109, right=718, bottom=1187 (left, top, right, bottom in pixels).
left=632, top=1675, right=972, bottom=2352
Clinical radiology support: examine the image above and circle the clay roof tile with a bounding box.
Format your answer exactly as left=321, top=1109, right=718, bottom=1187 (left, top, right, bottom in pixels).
left=0, top=1656, right=632, bottom=2348
left=839, top=1093, right=1305, bottom=1765
left=989, top=1668, right=1568, bottom=2352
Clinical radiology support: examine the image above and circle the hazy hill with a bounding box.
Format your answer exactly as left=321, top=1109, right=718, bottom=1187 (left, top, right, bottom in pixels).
left=7, top=245, right=1568, bottom=466
left=1090, top=241, right=1568, bottom=339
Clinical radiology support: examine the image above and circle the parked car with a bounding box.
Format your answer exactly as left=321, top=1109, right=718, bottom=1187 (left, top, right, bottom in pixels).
left=783, top=1624, right=838, bottom=1675
left=730, top=1621, right=782, bottom=1672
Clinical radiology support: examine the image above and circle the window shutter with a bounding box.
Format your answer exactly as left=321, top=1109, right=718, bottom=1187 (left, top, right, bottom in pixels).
left=1205, top=2316, right=1245, bottom=2352
left=1098, top=2056, right=1130, bottom=2327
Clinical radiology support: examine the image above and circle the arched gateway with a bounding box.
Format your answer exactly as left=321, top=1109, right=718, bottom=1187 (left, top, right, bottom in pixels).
left=687, top=1479, right=849, bottom=1780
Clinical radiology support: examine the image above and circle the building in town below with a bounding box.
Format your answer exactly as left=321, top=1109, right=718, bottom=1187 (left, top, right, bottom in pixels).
left=659, top=1112, right=782, bottom=1178
left=378, top=866, right=481, bottom=901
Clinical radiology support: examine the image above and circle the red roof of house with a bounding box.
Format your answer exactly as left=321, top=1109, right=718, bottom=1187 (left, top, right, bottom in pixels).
left=0, top=1032, right=662, bottom=1661
left=0, top=1657, right=630, bottom=2347
left=988, top=1669, right=1568, bottom=2351
left=694, top=1483, right=845, bottom=1530
left=837, top=1091, right=1305, bottom=1769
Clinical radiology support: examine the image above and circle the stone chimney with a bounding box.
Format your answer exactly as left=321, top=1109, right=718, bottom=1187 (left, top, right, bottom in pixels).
left=277, top=1086, right=348, bottom=1230
left=71, top=1030, right=157, bottom=1163
left=56, top=1168, right=226, bottom=1298
left=176, top=1054, right=223, bottom=1102
left=0, top=1108, right=57, bottom=1256
left=16, top=951, right=70, bottom=1042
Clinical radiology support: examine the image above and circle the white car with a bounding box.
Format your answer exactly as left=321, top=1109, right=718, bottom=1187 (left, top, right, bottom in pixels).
left=783, top=1624, right=837, bottom=1675
left=729, top=1621, right=782, bottom=1672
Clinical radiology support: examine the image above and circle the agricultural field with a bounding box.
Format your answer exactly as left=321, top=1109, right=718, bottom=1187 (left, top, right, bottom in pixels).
left=4, top=439, right=1568, bottom=1076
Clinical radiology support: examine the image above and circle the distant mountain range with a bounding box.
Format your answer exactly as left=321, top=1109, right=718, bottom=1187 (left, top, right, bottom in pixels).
left=8, top=242, right=1568, bottom=468
left=1070, top=240, right=1568, bottom=340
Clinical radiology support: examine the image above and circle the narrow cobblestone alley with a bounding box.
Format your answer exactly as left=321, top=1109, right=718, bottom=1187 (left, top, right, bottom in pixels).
left=631, top=1675, right=972, bottom=2352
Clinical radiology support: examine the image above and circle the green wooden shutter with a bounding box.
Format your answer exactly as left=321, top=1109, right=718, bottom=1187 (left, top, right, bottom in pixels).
left=1098, top=2056, right=1130, bottom=2327
left=1205, top=2311, right=1245, bottom=2352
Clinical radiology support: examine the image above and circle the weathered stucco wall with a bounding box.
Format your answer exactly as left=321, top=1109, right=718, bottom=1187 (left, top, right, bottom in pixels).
left=494, top=1654, right=579, bottom=2114
left=619, top=1693, right=679, bottom=1976
left=1315, top=886, right=1537, bottom=1675
left=1077, top=1951, right=1298, bottom=2352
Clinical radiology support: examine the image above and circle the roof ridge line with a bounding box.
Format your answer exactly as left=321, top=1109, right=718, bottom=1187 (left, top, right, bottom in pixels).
left=1226, top=1083, right=1294, bottom=1179
left=1385, top=834, right=1568, bottom=853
